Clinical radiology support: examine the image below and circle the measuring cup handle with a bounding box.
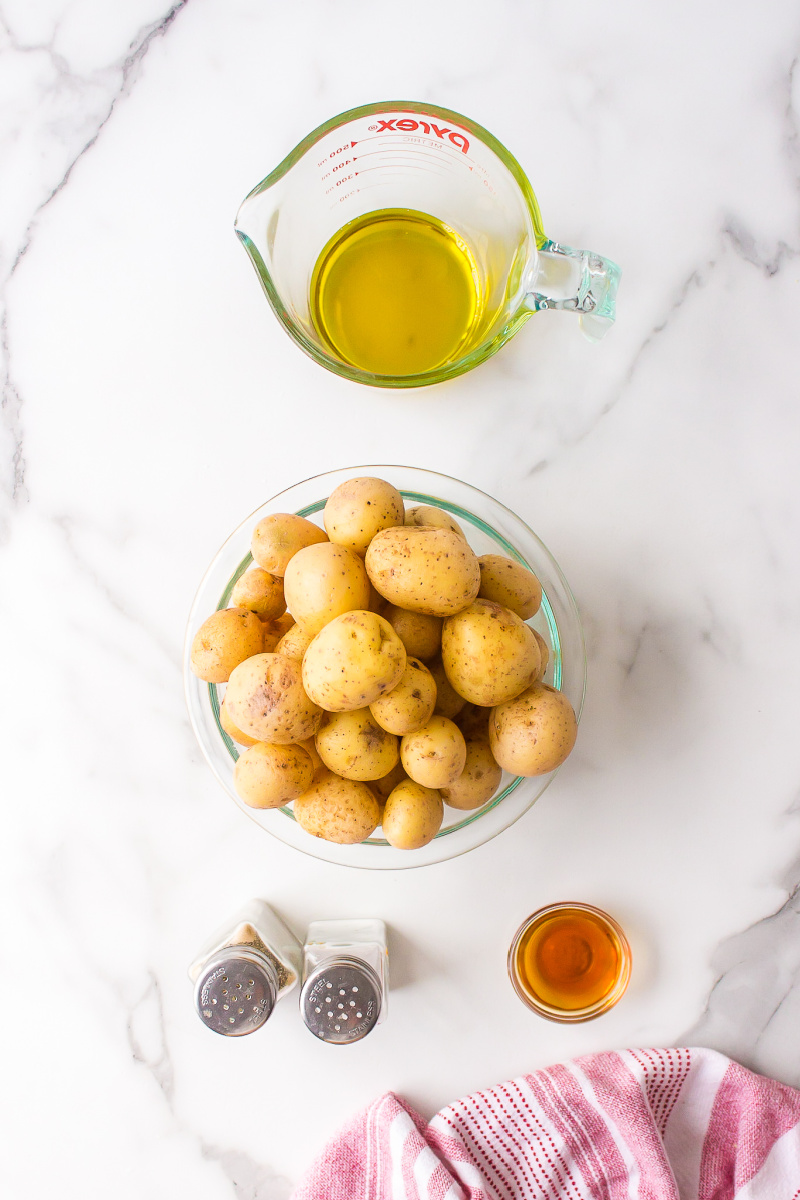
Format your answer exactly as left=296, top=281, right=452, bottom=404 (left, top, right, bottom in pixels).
left=525, top=240, right=621, bottom=341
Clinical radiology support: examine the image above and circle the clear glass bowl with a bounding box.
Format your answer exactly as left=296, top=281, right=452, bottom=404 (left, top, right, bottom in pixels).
left=184, top=466, right=585, bottom=870
left=507, top=902, right=632, bottom=1022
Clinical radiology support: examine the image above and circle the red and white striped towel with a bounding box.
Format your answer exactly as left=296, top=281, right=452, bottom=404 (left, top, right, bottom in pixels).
left=292, top=1048, right=800, bottom=1199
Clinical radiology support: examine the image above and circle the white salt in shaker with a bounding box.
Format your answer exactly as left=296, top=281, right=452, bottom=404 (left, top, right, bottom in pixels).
left=188, top=900, right=302, bottom=1036
left=300, top=918, right=388, bottom=1044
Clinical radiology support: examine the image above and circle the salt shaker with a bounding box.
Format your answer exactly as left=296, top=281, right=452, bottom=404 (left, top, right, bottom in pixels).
left=188, top=900, right=302, bottom=1036
left=300, top=918, right=388, bottom=1044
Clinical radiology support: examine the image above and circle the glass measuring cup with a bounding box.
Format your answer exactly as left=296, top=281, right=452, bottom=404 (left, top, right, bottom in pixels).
left=235, top=101, right=621, bottom=388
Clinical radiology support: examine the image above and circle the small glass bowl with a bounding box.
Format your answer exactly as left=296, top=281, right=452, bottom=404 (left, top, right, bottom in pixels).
left=184, top=465, right=585, bottom=870
left=508, top=902, right=632, bottom=1022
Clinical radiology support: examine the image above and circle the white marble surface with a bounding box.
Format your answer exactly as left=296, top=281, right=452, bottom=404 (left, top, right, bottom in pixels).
left=3, top=0, right=800, bottom=1195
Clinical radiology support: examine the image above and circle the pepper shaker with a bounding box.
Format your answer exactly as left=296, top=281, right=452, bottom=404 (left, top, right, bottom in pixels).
left=188, top=900, right=302, bottom=1036
left=300, top=918, right=388, bottom=1044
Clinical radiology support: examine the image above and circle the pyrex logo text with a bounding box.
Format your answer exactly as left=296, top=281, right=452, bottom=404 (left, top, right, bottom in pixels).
left=369, top=118, right=469, bottom=154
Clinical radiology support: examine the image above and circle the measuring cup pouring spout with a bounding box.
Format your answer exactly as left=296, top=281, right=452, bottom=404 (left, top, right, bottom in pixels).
left=235, top=101, right=621, bottom=386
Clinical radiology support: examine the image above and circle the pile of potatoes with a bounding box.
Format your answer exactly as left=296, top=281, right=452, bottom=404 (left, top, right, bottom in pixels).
left=190, top=477, right=578, bottom=851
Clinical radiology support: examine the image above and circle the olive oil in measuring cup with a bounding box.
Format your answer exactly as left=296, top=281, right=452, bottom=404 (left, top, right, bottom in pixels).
left=310, top=209, right=484, bottom=377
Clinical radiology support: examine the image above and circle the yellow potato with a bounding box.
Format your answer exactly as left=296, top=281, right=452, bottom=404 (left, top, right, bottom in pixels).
left=489, top=682, right=578, bottom=776
left=382, top=780, right=443, bottom=849
left=324, top=476, right=404, bottom=555
left=533, top=631, right=549, bottom=681
left=219, top=696, right=259, bottom=747
left=370, top=761, right=408, bottom=805
left=293, top=774, right=381, bottom=844
left=456, top=702, right=492, bottom=743
left=284, top=543, right=371, bottom=635
left=441, top=600, right=540, bottom=706
left=233, top=742, right=314, bottom=809
left=224, top=652, right=322, bottom=744
left=365, top=527, right=480, bottom=617
left=440, top=741, right=503, bottom=810
left=302, top=610, right=406, bottom=711
left=478, top=554, right=542, bottom=620
left=251, top=513, right=328, bottom=576
left=260, top=612, right=295, bottom=652
left=404, top=505, right=465, bottom=539
left=428, top=656, right=466, bottom=720
left=370, top=658, right=436, bottom=736
left=275, top=621, right=315, bottom=662
left=315, top=709, right=399, bottom=780
left=384, top=604, right=442, bottom=661
left=190, top=607, right=265, bottom=683
left=400, top=716, right=466, bottom=789
left=230, top=568, right=286, bottom=620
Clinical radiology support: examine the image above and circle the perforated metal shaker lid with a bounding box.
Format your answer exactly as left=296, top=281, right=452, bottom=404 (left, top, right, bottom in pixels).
left=194, top=947, right=278, bottom=1036
left=300, top=955, right=382, bottom=1044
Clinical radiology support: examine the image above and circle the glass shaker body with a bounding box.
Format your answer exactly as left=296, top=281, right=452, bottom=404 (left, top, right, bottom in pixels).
left=301, top=919, right=388, bottom=1043
left=189, top=900, right=302, bottom=1036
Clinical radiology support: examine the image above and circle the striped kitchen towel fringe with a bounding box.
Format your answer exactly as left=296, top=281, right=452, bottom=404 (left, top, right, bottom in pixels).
left=291, top=1048, right=800, bottom=1199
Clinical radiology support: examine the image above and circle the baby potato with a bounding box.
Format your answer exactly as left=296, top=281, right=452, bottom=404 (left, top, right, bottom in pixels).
left=404, top=505, right=465, bottom=539
left=293, top=774, right=381, bottom=844
left=382, top=780, right=443, bottom=849
left=275, top=621, right=315, bottom=662
left=478, top=554, right=542, bottom=620
left=219, top=695, right=259, bottom=747
left=233, top=742, right=314, bottom=809
left=365, top=527, right=480, bottom=617
left=370, top=760, right=408, bottom=805
left=230, top=567, right=286, bottom=620
left=302, top=610, right=406, bottom=711
left=225, top=652, right=322, bottom=744
left=428, top=657, right=466, bottom=720
left=401, top=716, right=466, bottom=789
left=315, top=709, right=399, bottom=781
left=384, top=604, right=442, bottom=661
left=370, top=658, right=436, bottom=736
left=533, top=631, right=549, bottom=681
left=324, top=476, right=404, bottom=556
left=284, top=543, right=371, bottom=635
left=251, top=513, right=328, bottom=576
left=489, top=682, right=578, bottom=776
left=441, top=600, right=540, bottom=707
left=190, top=607, right=265, bottom=683
left=440, top=741, right=503, bottom=811
left=456, top=702, right=492, bottom=743
left=260, top=612, right=295, bottom=652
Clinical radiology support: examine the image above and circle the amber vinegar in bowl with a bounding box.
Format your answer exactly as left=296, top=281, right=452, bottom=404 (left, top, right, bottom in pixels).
left=508, top=902, right=631, bottom=1022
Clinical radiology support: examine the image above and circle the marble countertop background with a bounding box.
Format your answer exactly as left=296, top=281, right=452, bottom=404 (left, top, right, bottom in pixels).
left=3, top=1, right=800, bottom=1196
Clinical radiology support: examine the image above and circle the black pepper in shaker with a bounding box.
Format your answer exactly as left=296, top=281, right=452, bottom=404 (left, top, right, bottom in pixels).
left=188, top=900, right=302, bottom=1037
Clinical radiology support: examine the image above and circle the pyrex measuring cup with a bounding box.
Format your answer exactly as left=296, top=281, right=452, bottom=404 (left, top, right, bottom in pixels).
left=235, top=101, right=621, bottom=388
